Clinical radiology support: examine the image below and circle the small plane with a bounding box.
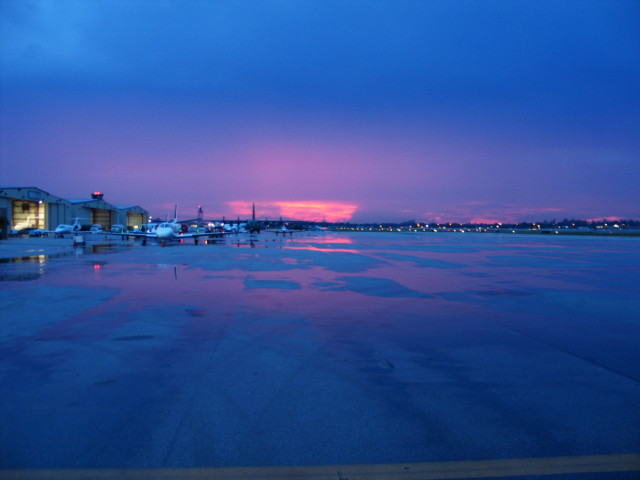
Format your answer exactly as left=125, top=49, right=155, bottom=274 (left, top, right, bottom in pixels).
left=110, top=206, right=223, bottom=245
left=223, top=217, right=247, bottom=234
left=245, top=203, right=262, bottom=233
left=269, top=224, right=294, bottom=236
left=54, top=218, right=83, bottom=236
left=265, top=217, right=298, bottom=236
left=112, top=221, right=223, bottom=245
left=13, top=215, right=34, bottom=231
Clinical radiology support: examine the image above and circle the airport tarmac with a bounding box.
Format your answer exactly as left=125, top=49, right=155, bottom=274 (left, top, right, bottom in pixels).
left=1, top=233, right=639, bottom=479
left=0, top=235, right=93, bottom=259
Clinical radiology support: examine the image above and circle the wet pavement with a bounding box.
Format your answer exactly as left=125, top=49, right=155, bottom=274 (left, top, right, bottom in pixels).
left=1, top=232, right=639, bottom=476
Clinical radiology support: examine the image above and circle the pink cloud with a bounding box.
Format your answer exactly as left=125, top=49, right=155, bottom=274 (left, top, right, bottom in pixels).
left=469, top=217, right=503, bottom=225
left=226, top=200, right=358, bottom=222
left=586, top=216, right=622, bottom=223
left=277, top=201, right=358, bottom=222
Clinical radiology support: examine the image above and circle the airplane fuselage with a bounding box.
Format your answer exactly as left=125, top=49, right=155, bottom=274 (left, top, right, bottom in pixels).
left=154, top=222, right=182, bottom=240
left=54, top=220, right=82, bottom=234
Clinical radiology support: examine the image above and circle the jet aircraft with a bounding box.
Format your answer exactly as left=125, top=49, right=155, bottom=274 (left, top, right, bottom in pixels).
left=267, top=224, right=295, bottom=236
left=13, top=215, right=34, bottom=231
left=245, top=203, right=262, bottom=233
left=112, top=221, right=223, bottom=245
left=110, top=206, right=223, bottom=245
left=53, top=218, right=84, bottom=236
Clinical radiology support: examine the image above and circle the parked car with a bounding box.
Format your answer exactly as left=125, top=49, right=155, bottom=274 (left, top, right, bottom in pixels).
left=28, top=229, right=48, bottom=237
left=89, top=224, right=104, bottom=233
left=13, top=227, right=36, bottom=236
left=110, top=224, right=125, bottom=233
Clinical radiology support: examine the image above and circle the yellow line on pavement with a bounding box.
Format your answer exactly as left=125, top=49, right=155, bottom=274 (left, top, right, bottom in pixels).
left=1, top=453, right=639, bottom=480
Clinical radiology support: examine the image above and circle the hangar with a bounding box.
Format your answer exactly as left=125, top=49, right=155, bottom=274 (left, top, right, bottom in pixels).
left=115, top=205, right=147, bottom=230
left=0, top=187, right=69, bottom=232
left=0, top=187, right=147, bottom=232
left=66, top=193, right=148, bottom=231
left=68, top=195, right=117, bottom=230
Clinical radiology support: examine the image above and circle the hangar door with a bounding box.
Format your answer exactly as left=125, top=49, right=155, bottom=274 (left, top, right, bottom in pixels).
left=127, top=212, right=144, bottom=228
left=92, top=209, right=112, bottom=229
left=12, top=200, right=46, bottom=230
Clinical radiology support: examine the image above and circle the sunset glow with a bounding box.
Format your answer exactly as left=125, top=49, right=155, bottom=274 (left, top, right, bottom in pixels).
left=1, top=2, right=638, bottom=222
left=226, top=201, right=358, bottom=223
left=283, top=246, right=359, bottom=254
left=276, top=202, right=358, bottom=223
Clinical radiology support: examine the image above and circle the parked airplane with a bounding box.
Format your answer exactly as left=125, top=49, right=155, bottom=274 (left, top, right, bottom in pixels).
left=112, top=221, right=224, bottom=245
left=54, top=218, right=83, bottom=235
left=265, top=217, right=298, bottom=236
left=223, top=218, right=247, bottom=234
left=13, top=215, right=34, bottom=231
left=268, top=224, right=294, bottom=236
left=245, top=203, right=262, bottom=233
left=110, top=206, right=223, bottom=245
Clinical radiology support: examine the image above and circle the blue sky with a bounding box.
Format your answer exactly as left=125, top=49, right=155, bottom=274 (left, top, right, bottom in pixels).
left=1, top=0, right=639, bottom=222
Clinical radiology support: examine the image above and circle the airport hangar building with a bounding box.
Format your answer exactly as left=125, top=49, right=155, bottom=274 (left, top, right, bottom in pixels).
left=0, top=187, right=147, bottom=231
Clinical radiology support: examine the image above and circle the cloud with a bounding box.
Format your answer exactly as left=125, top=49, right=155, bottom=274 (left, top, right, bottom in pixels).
left=2, top=1, right=638, bottom=223
left=226, top=200, right=357, bottom=222
left=276, top=201, right=358, bottom=222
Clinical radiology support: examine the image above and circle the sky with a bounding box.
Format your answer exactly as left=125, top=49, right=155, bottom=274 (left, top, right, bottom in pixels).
left=1, top=0, right=639, bottom=223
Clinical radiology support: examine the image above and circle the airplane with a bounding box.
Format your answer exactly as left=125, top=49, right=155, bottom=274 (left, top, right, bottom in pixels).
left=223, top=217, right=248, bottom=234
left=111, top=221, right=224, bottom=246
left=265, top=216, right=297, bottom=236
left=245, top=203, right=262, bottom=233
left=53, top=218, right=84, bottom=236
left=269, top=224, right=294, bottom=236
left=109, top=205, right=223, bottom=246
left=13, top=215, right=34, bottom=231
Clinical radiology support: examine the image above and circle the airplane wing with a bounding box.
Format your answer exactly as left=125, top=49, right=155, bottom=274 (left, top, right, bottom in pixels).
left=104, top=231, right=225, bottom=239
left=180, top=231, right=225, bottom=238
left=265, top=229, right=297, bottom=235
left=104, top=231, right=151, bottom=238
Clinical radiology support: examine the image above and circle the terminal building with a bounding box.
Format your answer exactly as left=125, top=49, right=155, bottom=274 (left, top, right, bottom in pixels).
left=0, top=187, right=148, bottom=232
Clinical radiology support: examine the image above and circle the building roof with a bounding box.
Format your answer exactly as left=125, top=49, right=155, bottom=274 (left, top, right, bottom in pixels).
left=0, top=187, right=65, bottom=202
left=67, top=198, right=117, bottom=210
left=116, top=205, right=148, bottom=214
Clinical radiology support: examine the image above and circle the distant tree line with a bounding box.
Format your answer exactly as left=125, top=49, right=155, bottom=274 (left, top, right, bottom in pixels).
left=325, top=218, right=640, bottom=229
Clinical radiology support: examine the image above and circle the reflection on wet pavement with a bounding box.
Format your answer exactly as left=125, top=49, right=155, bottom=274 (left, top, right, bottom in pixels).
left=1, top=232, right=639, bottom=469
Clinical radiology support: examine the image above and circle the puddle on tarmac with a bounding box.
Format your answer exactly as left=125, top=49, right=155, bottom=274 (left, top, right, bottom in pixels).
left=0, top=244, right=128, bottom=281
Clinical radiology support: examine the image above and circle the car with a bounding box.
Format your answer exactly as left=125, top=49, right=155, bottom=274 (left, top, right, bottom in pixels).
left=110, top=224, right=125, bottom=233
left=89, top=224, right=104, bottom=233
left=28, top=229, right=48, bottom=237
left=14, top=227, right=36, bottom=236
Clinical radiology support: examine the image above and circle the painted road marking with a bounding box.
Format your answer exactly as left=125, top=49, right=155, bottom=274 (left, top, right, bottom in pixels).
left=1, top=453, right=639, bottom=479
